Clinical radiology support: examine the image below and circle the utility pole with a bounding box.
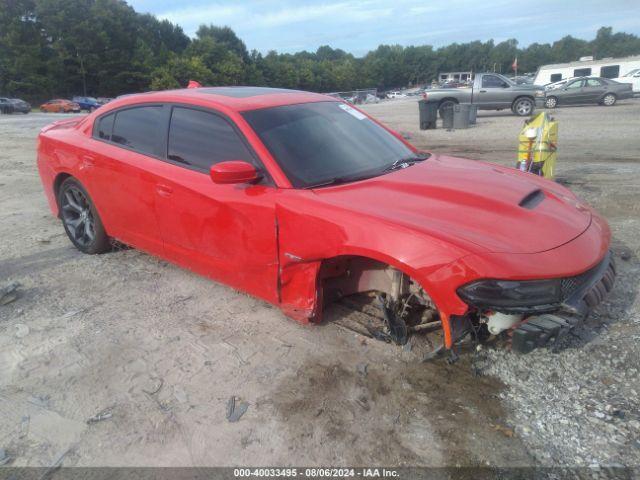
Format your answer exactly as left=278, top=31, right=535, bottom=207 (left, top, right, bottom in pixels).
left=77, top=50, right=87, bottom=97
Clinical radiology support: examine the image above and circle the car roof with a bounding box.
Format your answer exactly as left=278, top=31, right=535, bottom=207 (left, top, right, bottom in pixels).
left=110, top=86, right=335, bottom=112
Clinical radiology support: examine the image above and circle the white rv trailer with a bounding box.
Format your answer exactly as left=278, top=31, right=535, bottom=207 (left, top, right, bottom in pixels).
left=534, top=55, right=640, bottom=86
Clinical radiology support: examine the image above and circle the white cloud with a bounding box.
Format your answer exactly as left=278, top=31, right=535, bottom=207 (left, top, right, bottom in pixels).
left=157, top=4, right=247, bottom=34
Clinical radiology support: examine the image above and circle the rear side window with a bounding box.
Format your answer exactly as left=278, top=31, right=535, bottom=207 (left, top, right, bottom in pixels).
left=600, top=65, right=619, bottom=78
left=550, top=73, right=562, bottom=82
left=111, top=106, right=162, bottom=156
left=95, top=113, right=115, bottom=141
left=167, top=107, right=254, bottom=170
left=585, top=79, right=603, bottom=87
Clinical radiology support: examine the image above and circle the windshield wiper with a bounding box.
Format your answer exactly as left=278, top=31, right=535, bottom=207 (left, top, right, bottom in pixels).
left=303, top=175, right=369, bottom=189
left=382, top=153, right=430, bottom=173
left=304, top=153, right=431, bottom=189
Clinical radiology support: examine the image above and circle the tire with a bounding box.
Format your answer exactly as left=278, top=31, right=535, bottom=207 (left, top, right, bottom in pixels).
left=545, top=96, right=558, bottom=109
left=40, top=107, right=46, bottom=113
left=512, top=97, right=535, bottom=116
left=58, top=178, right=110, bottom=254
left=602, top=93, right=616, bottom=106
left=438, top=99, right=457, bottom=118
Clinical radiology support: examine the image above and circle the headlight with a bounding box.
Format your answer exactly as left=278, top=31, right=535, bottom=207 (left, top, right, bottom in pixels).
left=457, top=278, right=561, bottom=309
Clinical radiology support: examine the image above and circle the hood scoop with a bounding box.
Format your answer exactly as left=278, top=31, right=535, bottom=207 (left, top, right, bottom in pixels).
left=519, top=189, right=545, bottom=209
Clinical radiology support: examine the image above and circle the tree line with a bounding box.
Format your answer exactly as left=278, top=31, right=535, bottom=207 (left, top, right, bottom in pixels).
left=2, top=0, right=640, bottom=102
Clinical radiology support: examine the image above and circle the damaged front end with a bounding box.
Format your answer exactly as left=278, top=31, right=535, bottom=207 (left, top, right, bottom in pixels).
left=457, top=251, right=616, bottom=353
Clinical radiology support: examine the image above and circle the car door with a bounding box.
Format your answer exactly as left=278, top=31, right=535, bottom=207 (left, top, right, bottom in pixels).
left=559, top=79, right=585, bottom=104
left=151, top=105, right=279, bottom=303
left=83, top=105, right=165, bottom=256
left=582, top=78, right=607, bottom=103
left=476, top=74, right=511, bottom=108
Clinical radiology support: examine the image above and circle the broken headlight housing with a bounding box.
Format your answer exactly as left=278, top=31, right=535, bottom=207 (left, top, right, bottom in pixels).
left=457, top=278, right=562, bottom=312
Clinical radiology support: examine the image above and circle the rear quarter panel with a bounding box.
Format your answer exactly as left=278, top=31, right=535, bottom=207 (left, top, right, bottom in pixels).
left=37, top=118, right=95, bottom=217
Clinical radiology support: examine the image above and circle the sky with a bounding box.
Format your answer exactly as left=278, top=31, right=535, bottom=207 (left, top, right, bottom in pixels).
left=128, top=0, right=640, bottom=56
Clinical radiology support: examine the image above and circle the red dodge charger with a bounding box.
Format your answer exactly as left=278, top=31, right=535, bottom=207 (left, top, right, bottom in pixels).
left=36, top=87, right=615, bottom=356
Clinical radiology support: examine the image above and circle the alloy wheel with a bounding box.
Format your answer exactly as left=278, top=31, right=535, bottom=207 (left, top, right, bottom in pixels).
left=603, top=94, right=616, bottom=106
left=60, top=186, right=96, bottom=248
left=515, top=99, right=533, bottom=116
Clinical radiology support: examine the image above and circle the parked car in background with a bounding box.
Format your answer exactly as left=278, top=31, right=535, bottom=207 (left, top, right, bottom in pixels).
left=36, top=86, right=615, bottom=355
left=364, top=93, right=379, bottom=104
left=545, top=77, right=576, bottom=91
left=424, top=72, right=546, bottom=116
left=0, top=97, right=15, bottom=114
left=534, top=55, right=640, bottom=86
left=97, top=97, right=114, bottom=105
left=72, top=96, right=101, bottom=111
left=386, top=91, right=407, bottom=99
left=40, top=99, right=81, bottom=113
left=9, top=98, right=31, bottom=114
left=544, top=77, right=633, bottom=108
left=613, top=68, right=640, bottom=94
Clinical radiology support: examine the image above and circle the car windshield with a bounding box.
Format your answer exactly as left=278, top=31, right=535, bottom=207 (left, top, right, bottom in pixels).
left=623, top=69, right=639, bottom=77
left=242, top=101, right=424, bottom=188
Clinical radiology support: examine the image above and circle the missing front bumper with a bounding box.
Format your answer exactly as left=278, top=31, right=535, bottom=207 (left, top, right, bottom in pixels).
left=511, top=253, right=616, bottom=354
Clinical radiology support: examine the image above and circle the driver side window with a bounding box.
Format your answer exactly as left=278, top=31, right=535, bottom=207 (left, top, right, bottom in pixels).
left=566, top=80, right=583, bottom=89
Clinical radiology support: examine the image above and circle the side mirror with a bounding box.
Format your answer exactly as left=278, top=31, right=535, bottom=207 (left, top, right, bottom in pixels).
left=502, top=84, right=510, bottom=88
left=210, top=161, right=259, bottom=184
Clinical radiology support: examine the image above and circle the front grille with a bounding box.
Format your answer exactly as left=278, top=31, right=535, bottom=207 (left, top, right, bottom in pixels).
left=560, top=257, right=608, bottom=299
left=560, top=255, right=615, bottom=306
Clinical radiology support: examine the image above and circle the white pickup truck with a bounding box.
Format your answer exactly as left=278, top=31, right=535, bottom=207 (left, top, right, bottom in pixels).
left=424, top=73, right=546, bottom=116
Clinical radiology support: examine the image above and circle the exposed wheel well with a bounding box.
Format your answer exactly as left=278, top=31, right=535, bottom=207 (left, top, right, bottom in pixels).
left=318, top=255, right=435, bottom=308
left=317, top=255, right=447, bottom=348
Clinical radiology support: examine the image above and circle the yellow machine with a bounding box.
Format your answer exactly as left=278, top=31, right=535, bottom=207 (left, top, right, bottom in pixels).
left=516, top=112, right=558, bottom=179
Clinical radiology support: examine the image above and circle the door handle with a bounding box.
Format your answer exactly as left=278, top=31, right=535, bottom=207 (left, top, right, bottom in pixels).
left=479, top=90, right=487, bottom=93
left=80, top=155, right=95, bottom=170
left=156, top=184, right=173, bottom=197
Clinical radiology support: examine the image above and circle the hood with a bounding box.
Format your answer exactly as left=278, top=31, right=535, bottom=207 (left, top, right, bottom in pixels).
left=311, top=155, right=591, bottom=254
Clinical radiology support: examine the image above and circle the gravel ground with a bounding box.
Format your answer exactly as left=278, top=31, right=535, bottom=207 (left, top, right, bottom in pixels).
left=1, top=100, right=639, bottom=470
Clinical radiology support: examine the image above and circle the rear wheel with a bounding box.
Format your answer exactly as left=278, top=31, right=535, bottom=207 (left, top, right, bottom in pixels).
left=512, top=97, right=534, bottom=116
left=438, top=99, right=457, bottom=118
left=602, top=93, right=616, bottom=106
left=58, top=178, right=110, bottom=254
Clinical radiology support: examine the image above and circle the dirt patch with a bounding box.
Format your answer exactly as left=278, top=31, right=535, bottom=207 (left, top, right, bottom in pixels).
left=270, top=358, right=532, bottom=467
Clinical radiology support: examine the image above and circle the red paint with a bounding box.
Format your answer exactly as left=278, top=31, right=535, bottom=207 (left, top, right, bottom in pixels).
left=36, top=88, right=611, bottom=348
left=210, top=161, right=259, bottom=184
